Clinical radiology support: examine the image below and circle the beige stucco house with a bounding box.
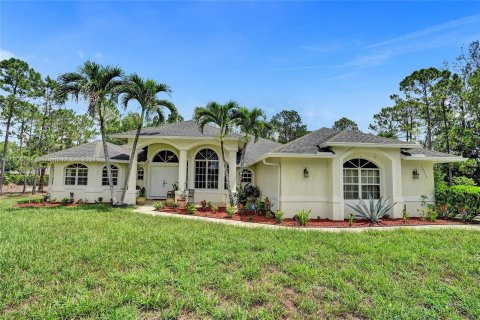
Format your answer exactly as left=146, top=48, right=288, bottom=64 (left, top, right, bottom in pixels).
left=38, top=120, right=464, bottom=220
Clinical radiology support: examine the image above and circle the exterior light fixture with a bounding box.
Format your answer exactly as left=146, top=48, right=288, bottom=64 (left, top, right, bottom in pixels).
left=304, top=167, right=309, bottom=178
left=413, top=169, right=420, bottom=179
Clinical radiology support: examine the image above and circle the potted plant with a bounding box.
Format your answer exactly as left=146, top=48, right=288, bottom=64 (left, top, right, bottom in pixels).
left=177, top=190, right=187, bottom=209
left=136, top=187, right=146, bottom=205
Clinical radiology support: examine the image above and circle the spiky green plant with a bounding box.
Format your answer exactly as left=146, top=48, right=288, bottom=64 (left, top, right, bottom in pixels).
left=347, top=195, right=396, bottom=224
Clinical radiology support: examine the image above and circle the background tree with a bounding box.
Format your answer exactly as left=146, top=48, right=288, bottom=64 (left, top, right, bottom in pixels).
left=0, top=58, right=41, bottom=194
left=58, top=61, right=124, bottom=204
left=332, top=117, right=359, bottom=131
left=194, top=101, right=242, bottom=205
left=399, top=68, right=449, bottom=149
left=269, top=110, right=309, bottom=143
left=119, top=74, right=175, bottom=205
left=236, top=107, right=269, bottom=199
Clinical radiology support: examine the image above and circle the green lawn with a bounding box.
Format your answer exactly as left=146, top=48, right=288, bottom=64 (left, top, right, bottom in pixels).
left=1, top=196, right=479, bottom=319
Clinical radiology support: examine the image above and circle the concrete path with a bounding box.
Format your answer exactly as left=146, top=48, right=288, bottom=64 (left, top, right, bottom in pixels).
left=134, top=205, right=480, bottom=233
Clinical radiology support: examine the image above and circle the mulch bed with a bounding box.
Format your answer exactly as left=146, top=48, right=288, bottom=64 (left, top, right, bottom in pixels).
left=158, top=207, right=465, bottom=228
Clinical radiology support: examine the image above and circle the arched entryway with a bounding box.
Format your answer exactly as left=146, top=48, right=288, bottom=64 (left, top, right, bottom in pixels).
left=149, top=150, right=179, bottom=198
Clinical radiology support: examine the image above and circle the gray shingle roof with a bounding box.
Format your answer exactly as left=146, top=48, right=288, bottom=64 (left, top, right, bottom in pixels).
left=401, top=148, right=457, bottom=158
left=243, top=138, right=283, bottom=166
left=37, top=141, right=131, bottom=162
left=272, top=128, right=339, bottom=154
left=322, top=130, right=416, bottom=146
left=111, top=120, right=242, bottom=139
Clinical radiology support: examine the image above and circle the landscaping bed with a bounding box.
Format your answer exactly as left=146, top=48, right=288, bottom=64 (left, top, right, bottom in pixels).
left=156, top=207, right=465, bottom=228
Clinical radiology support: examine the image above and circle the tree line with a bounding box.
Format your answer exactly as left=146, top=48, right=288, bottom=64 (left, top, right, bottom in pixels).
left=369, top=41, right=479, bottom=185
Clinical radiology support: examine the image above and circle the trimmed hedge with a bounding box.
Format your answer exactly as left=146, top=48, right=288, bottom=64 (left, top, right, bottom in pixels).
left=435, top=184, right=480, bottom=216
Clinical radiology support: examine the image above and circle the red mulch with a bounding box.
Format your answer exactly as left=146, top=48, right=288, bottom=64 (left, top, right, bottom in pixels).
left=159, top=207, right=465, bottom=228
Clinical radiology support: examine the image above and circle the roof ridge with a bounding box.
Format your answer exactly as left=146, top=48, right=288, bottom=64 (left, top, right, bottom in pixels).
left=272, top=127, right=338, bottom=153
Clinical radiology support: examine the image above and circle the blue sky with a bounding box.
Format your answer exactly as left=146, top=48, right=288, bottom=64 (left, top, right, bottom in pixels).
left=1, top=1, right=480, bottom=131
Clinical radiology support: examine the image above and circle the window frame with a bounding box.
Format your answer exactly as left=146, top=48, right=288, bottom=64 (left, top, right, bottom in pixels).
left=343, top=159, right=380, bottom=200
left=194, top=148, right=219, bottom=189
left=137, top=167, right=144, bottom=180
left=102, top=164, right=119, bottom=186
left=64, top=164, right=88, bottom=186
left=240, top=168, right=253, bottom=184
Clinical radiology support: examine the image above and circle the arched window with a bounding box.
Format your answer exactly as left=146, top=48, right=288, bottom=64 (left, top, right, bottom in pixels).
left=102, top=165, right=119, bottom=186
left=240, top=169, right=253, bottom=183
left=343, top=158, right=380, bottom=200
left=137, top=167, right=144, bottom=180
left=195, top=148, right=219, bottom=189
left=65, top=164, right=88, bottom=186
left=153, top=150, right=178, bottom=163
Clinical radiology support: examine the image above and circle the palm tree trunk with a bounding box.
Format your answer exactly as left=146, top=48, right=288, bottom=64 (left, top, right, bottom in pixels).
left=0, top=108, right=14, bottom=195
left=99, top=109, right=116, bottom=204
left=221, top=139, right=234, bottom=206
left=38, top=167, right=45, bottom=192
left=120, top=109, right=144, bottom=204
left=32, top=168, right=37, bottom=195
left=237, top=139, right=248, bottom=204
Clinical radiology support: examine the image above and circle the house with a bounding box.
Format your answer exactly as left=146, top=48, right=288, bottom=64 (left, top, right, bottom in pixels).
left=37, top=120, right=464, bottom=220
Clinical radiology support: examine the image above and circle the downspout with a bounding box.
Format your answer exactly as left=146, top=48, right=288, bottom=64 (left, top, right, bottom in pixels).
left=262, top=158, right=281, bottom=211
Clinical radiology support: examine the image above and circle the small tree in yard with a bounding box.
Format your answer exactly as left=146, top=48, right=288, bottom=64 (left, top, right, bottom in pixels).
left=118, top=74, right=176, bottom=205
left=58, top=61, right=124, bottom=204
left=194, top=101, right=242, bottom=206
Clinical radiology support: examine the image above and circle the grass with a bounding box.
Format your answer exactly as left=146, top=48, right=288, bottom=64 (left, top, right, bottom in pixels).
left=1, top=196, right=479, bottom=319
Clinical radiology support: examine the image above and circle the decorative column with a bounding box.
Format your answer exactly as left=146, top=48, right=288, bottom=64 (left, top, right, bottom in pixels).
left=125, top=150, right=138, bottom=204
left=178, top=149, right=188, bottom=192
left=390, top=156, right=404, bottom=218
left=227, top=149, right=237, bottom=192
left=330, top=157, right=343, bottom=221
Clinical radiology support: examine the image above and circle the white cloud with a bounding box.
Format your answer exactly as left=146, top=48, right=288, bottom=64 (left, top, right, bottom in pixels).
left=0, top=49, right=16, bottom=61
left=368, top=15, right=480, bottom=49
left=76, top=50, right=85, bottom=59
left=93, top=52, right=103, bottom=60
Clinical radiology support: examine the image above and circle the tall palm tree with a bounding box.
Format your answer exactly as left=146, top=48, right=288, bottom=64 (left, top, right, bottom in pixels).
left=58, top=61, right=124, bottom=204
left=194, top=101, right=242, bottom=206
left=119, top=74, right=176, bottom=204
left=236, top=107, right=269, bottom=198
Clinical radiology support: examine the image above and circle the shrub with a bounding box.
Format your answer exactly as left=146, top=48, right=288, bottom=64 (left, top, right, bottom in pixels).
left=275, top=210, right=284, bottom=224
left=226, top=205, right=236, bottom=218
left=296, top=209, right=311, bottom=226
left=186, top=203, right=197, bottom=215
left=435, top=184, right=480, bottom=218
left=207, top=201, right=213, bottom=209
left=165, top=199, right=176, bottom=207
left=153, top=201, right=165, bottom=210
left=60, top=198, right=70, bottom=205
left=427, top=205, right=438, bottom=222
left=348, top=214, right=355, bottom=227
left=453, top=176, right=477, bottom=186
left=402, top=205, right=409, bottom=223
left=347, top=195, right=396, bottom=224
left=211, top=205, right=219, bottom=213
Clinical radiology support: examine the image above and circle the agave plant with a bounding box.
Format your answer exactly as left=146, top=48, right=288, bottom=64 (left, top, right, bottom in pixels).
left=347, top=195, right=396, bottom=223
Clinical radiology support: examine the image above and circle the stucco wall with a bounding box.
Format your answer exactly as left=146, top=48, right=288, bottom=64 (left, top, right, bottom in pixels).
left=401, top=160, right=435, bottom=217
left=254, top=160, right=279, bottom=211
left=278, top=158, right=332, bottom=219
left=49, top=161, right=129, bottom=203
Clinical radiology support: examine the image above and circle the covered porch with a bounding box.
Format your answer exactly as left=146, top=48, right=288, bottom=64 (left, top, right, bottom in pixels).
left=124, top=138, right=239, bottom=205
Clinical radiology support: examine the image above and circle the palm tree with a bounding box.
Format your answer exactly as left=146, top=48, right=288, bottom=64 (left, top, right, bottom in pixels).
left=194, top=101, right=242, bottom=206
left=119, top=74, right=176, bottom=204
left=236, top=107, right=269, bottom=199
left=58, top=61, right=124, bottom=204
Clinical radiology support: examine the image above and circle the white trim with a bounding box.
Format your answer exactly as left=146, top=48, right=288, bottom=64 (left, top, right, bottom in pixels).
left=111, top=135, right=241, bottom=141
left=322, top=142, right=422, bottom=148
left=400, top=155, right=466, bottom=163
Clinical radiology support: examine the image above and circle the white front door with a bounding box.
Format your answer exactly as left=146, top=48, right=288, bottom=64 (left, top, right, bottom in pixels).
left=149, top=164, right=179, bottom=198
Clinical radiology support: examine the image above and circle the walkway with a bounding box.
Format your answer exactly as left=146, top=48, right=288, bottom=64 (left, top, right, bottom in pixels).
left=134, top=205, right=480, bottom=233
